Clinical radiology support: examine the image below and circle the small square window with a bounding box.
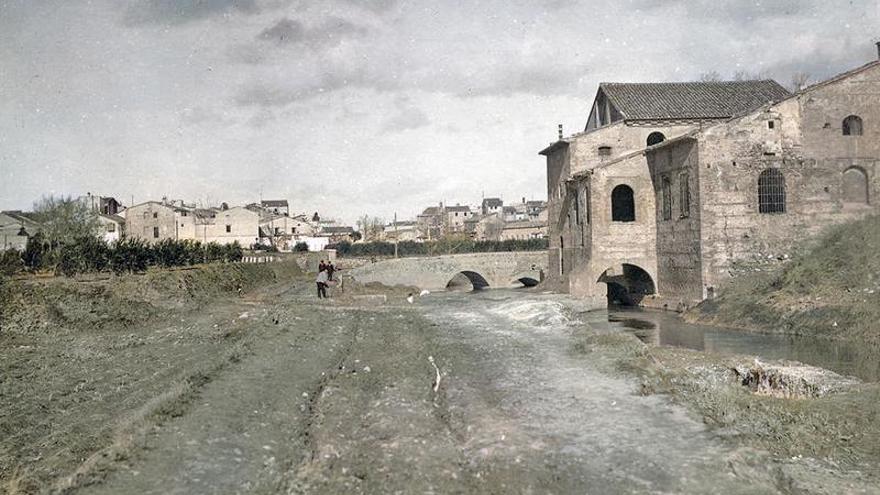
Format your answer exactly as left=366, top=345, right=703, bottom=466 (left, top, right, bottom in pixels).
left=153, top=212, right=158, bottom=219
left=153, top=227, right=159, bottom=238
left=768, top=121, right=775, bottom=129
left=226, top=225, right=231, bottom=233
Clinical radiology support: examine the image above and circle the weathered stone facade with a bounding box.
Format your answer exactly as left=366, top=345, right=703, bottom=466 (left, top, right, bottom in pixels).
left=648, top=61, right=880, bottom=309
left=541, top=57, right=880, bottom=310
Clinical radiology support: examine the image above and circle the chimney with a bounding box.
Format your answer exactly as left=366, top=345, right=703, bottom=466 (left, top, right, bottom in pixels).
left=557, top=124, right=563, bottom=140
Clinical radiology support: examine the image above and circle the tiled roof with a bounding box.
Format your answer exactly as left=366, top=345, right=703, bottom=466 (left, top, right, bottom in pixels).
left=482, top=198, right=502, bottom=207
left=419, top=206, right=441, bottom=216
left=261, top=200, right=289, bottom=207
left=600, top=80, right=791, bottom=121
left=446, top=205, right=470, bottom=212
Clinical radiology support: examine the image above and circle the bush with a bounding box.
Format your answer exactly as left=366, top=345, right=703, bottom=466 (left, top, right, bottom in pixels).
left=0, top=250, right=23, bottom=276
left=109, top=238, right=152, bottom=274
left=294, top=242, right=309, bottom=252
left=56, top=236, right=111, bottom=276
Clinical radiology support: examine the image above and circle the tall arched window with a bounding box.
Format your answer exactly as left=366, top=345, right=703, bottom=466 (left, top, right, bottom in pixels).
left=611, top=185, right=636, bottom=222
left=758, top=169, right=786, bottom=214
left=842, top=167, right=869, bottom=204
left=843, top=115, right=863, bottom=136
left=661, top=177, right=672, bottom=220
left=647, top=132, right=666, bottom=146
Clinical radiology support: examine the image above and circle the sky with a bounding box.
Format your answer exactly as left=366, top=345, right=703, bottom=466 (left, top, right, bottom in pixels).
left=1, top=0, right=878, bottom=224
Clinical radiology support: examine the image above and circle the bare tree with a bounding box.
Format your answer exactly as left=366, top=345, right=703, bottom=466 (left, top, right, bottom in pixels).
left=789, top=72, right=811, bottom=92
left=32, top=195, right=100, bottom=246
left=356, top=214, right=385, bottom=241
left=699, top=71, right=722, bottom=82
left=732, top=69, right=771, bottom=81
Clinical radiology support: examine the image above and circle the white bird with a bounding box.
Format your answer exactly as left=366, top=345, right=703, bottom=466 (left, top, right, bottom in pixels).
left=419, top=290, right=430, bottom=297
left=406, top=293, right=414, bottom=304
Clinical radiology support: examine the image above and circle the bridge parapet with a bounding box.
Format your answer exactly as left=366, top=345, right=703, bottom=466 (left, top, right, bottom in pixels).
left=347, top=252, right=548, bottom=290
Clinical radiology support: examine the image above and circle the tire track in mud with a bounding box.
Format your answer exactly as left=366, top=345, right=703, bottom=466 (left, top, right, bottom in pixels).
left=74, top=291, right=354, bottom=495
left=279, top=309, right=365, bottom=493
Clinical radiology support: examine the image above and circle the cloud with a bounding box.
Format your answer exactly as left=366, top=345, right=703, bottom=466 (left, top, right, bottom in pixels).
left=257, top=16, right=368, bottom=46
left=258, top=18, right=306, bottom=43
left=381, top=100, right=430, bottom=133
left=226, top=43, right=267, bottom=64
left=124, top=0, right=260, bottom=25
left=234, top=82, right=305, bottom=107
left=338, top=0, right=398, bottom=14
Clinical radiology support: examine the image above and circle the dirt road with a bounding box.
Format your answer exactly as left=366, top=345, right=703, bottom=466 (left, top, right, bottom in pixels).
left=65, top=286, right=787, bottom=494
left=5, top=268, right=877, bottom=494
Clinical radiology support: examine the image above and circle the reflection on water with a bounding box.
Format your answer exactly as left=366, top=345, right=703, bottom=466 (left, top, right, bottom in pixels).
left=604, top=307, right=880, bottom=382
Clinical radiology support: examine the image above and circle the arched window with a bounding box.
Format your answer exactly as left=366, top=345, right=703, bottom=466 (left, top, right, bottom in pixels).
left=647, top=132, right=666, bottom=146
left=842, top=167, right=869, bottom=204
left=611, top=185, right=636, bottom=222
left=843, top=115, right=863, bottom=136
left=758, top=169, right=786, bottom=214
left=661, top=177, right=672, bottom=220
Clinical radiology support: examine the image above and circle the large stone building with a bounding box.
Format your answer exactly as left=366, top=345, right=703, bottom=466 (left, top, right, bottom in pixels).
left=540, top=53, right=880, bottom=310
left=125, top=202, right=260, bottom=246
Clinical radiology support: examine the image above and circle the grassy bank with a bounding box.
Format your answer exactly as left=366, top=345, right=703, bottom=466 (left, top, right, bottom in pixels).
left=571, top=331, right=880, bottom=489
left=1, top=261, right=303, bottom=337
left=0, top=261, right=303, bottom=492
left=687, top=215, right=880, bottom=345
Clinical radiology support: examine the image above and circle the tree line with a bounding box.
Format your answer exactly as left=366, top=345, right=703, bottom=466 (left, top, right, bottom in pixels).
left=1, top=234, right=243, bottom=276
left=1, top=195, right=243, bottom=276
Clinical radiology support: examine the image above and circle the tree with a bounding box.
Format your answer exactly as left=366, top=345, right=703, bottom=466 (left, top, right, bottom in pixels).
left=356, top=215, right=385, bottom=242
left=732, top=69, right=770, bottom=81
left=32, top=195, right=100, bottom=247
left=789, top=72, right=811, bottom=92
left=699, top=71, right=722, bottom=82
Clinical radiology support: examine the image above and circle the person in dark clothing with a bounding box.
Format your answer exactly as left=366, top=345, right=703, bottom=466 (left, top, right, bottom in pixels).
left=326, top=262, right=336, bottom=281
left=318, top=260, right=327, bottom=273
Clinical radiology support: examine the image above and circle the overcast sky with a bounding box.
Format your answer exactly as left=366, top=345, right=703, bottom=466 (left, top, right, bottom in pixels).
left=1, top=0, right=877, bottom=223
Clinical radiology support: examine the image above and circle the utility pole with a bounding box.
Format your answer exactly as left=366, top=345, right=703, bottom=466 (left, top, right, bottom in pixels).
left=394, top=212, right=399, bottom=258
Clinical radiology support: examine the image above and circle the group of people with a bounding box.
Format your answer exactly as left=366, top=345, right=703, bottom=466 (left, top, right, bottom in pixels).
left=315, top=259, right=337, bottom=299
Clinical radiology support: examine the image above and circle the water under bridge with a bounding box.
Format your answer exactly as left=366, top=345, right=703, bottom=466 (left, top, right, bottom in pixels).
left=346, top=252, right=548, bottom=290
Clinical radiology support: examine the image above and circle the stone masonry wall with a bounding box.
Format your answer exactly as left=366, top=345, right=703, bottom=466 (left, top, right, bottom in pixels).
left=647, top=138, right=704, bottom=309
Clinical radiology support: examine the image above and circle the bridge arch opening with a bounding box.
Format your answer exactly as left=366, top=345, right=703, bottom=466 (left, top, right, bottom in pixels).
left=514, top=276, right=540, bottom=287
left=597, top=263, right=655, bottom=306
left=446, top=270, right=490, bottom=291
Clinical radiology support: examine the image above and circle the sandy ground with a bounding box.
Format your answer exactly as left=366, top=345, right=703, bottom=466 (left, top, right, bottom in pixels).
left=3, top=268, right=879, bottom=494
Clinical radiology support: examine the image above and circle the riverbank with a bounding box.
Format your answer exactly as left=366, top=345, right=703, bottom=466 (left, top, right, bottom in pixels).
left=686, top=215, right=880, bottom=347
left=4, top=261, right=880, bottom=493
left=0, top=262, right=306, bottom=492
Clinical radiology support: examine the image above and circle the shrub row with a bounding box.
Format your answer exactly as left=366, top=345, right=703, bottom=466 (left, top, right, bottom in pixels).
left=2, top=234, right=243, bottom=276
left=327, top=237, right=548, bottom=257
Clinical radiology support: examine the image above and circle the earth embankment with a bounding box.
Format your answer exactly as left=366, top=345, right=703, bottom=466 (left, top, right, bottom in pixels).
left=0, top=261, right=303, bottom=493
left=687, top=215, right=880, bottom=345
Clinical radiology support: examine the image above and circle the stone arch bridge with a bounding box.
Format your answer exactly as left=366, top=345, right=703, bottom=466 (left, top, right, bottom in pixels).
left=347, top=252, right=548, bottom=291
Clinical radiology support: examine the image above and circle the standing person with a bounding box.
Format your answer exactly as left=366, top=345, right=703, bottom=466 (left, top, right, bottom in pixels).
left=326, top=261, right=336, bottom=281
left=316, top=268, right=329, bottom=299
left=318, top=260, right=327, bottom=273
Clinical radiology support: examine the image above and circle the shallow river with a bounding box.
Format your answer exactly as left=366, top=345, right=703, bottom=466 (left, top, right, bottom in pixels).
left=418, top=289, right=784, bottom=493
left=596, top=306, right=880, bottom=382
